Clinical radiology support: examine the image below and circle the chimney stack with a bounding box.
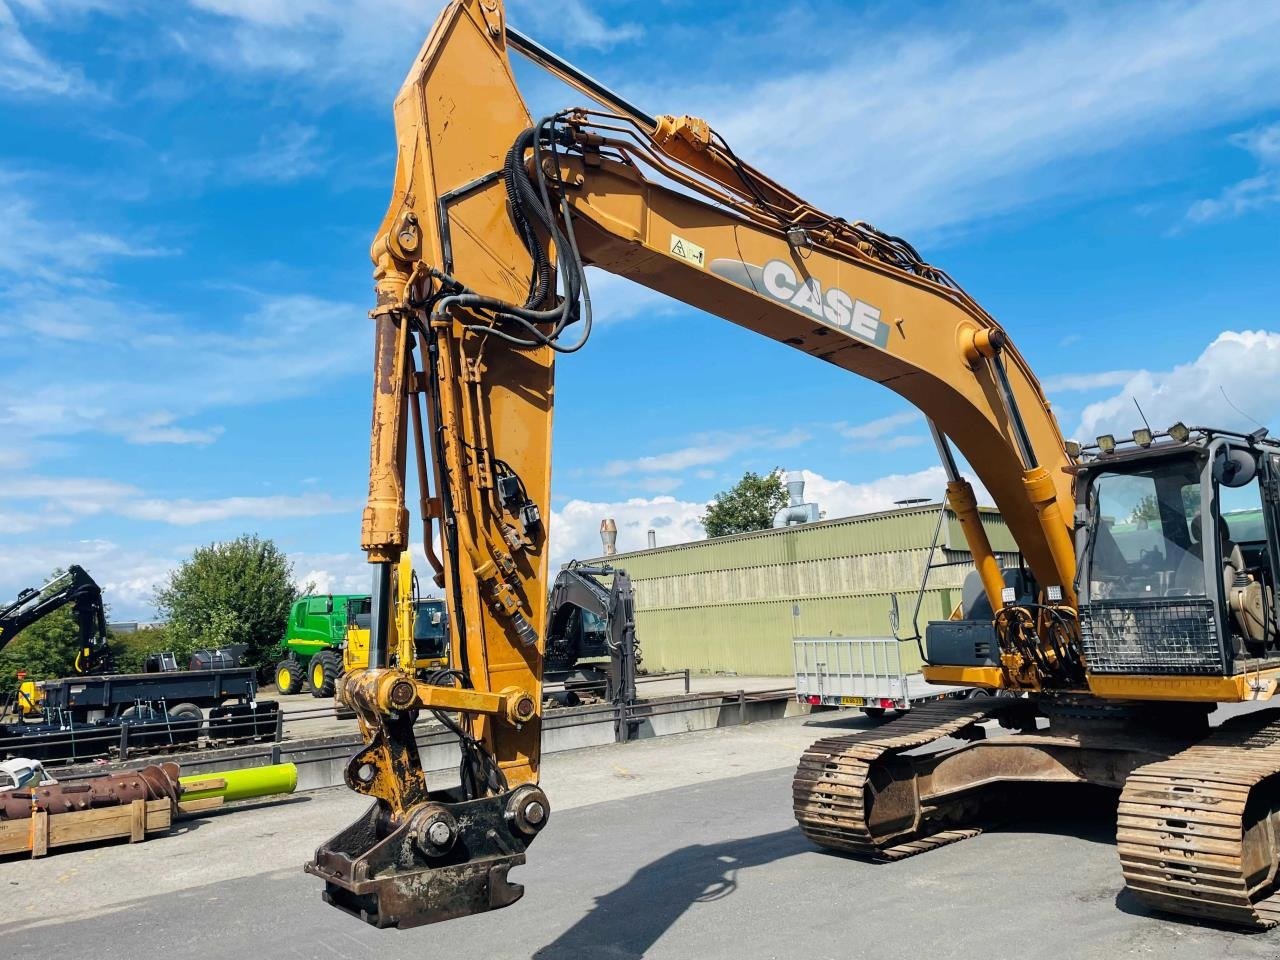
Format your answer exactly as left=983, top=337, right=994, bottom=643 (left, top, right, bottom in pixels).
left=600, top=518, right=617, bottom=555
left=647, top=529, right=657, bottom=549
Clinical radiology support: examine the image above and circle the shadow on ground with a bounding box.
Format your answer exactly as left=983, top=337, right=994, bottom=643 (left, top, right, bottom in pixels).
left=532, top=828, right=806, bottom=959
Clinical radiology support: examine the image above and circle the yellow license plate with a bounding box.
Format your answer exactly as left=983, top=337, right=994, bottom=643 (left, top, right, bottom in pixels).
left=840, top=696, right=865, bottom=706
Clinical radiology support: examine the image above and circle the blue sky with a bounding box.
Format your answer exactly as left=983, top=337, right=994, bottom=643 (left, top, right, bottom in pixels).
left=1, top=0, right=1279, bottom=619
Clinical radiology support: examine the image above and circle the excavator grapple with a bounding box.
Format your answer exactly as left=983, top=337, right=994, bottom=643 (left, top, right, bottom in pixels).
left=308, top=785, right=548, bottom=929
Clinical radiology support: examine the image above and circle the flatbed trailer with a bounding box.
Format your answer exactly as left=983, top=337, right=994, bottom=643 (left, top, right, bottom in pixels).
left=1, top=667, right=278, bottom=764
left=39, top=667, right=261, bottom=720
left=793, top=636, right=970, bottom=716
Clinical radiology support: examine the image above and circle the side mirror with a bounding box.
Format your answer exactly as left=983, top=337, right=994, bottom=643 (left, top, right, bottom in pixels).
left=1214, top=448, right=1258, bottom=489
left=889, top=595, right=901, bottom=640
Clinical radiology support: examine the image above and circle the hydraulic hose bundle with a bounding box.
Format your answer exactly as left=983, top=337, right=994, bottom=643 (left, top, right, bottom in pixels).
left=994, top=603, right=1086, bottom=688
left=428, top=115, right=592, bottom=353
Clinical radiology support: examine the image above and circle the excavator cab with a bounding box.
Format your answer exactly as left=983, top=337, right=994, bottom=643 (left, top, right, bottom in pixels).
left=1076, top=426, right=1280, bottom=675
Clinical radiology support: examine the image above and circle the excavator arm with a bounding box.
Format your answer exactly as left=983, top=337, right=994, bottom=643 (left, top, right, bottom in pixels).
left=308, top=0, right=1079, bottom=928
left=0, top=565, right=110, bottom=675
left=546, top=562, right=639, bottom=714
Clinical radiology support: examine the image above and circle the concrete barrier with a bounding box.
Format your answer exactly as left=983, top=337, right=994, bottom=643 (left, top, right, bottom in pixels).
left=59, top=688, right=801, bottom=792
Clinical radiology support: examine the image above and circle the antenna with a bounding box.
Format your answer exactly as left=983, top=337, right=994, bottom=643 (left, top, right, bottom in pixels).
left=1132, top=397, right=1152, bottom=434
left=1220, top=386, right=1267, bottom=431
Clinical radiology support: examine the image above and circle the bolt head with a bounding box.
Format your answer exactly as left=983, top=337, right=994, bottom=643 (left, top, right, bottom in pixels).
left=389, top=679, right=416, bottom=709
left=426, top=819, right=452, bottom=847
left=523, top=800, right=546, bottom=826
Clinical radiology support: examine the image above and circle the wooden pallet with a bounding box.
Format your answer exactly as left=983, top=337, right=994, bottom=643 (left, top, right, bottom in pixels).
left=0, top=776, right=227, bottom=859
left=0, top=799, right=170, bottom=858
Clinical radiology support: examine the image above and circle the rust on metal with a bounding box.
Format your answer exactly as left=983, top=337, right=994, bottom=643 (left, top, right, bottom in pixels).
left=0, top=762, right=180, bottom=821
left=1118, top=708, right=1280, bottom=928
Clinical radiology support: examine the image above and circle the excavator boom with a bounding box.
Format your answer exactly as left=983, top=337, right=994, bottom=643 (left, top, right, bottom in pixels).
left=310, top=0, right=1280, bottom=932
left=307, top=0, right=1077, bottom=927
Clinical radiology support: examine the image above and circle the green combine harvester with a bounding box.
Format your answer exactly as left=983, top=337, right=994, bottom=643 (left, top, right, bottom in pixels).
left=274, top=594, right=367, bottom=697
left=274, top=590, right=448, bottom=697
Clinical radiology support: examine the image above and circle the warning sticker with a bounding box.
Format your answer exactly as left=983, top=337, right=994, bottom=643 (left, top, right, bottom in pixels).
left=669, top=234, right=706, bottom=268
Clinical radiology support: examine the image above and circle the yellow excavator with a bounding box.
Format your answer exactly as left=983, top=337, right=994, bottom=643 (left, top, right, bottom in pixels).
left=340, top=553, right=449, bottom=685
left=306, top=0, right=1280, bottom=930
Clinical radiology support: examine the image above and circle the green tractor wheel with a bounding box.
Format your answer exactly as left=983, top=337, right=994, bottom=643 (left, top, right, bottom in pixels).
left=310, top=651, right=339, bottom=698
left=276, top=658, right=306, bottom=696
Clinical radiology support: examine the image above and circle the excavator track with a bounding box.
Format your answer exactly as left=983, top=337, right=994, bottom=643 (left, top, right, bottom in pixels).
left=793, top=699, right=1007, bottom=860
left=1118, top=709, right=1280, bottom=929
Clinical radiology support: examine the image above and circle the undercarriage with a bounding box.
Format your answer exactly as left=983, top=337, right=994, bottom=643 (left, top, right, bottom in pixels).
left=793, top=698, right=1280, bottom=928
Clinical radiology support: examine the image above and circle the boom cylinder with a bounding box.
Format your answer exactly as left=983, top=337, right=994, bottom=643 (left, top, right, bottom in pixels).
left=1023, top=466, right=1077, bottom=605
left=946, top=480, right=1006, bottom=614
left=369, top=561, right=393, bottom=670
left=930, top=421, right=1005, bottom=613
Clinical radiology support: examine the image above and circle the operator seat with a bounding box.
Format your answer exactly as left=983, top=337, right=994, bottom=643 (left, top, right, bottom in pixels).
left=1172, top=513, right=1242, bottom=597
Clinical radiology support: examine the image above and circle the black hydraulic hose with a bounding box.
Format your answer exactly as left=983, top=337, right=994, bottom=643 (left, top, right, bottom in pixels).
left=445, top=116, right=594, bottom=353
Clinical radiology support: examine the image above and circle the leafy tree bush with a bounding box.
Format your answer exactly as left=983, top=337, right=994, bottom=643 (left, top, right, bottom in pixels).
left=155, top=535, right=300, bottom=677
left=701, top=470, right=789, bottom=539
left=109, top=623, right=178, bottom=675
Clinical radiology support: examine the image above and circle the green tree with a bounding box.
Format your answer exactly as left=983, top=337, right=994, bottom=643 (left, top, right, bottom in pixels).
left=701, top=469, right=789, bottom=539
left=1130, top=487, right=1201, bottom=525
left=109, top=623, right=178, bottom=675
left=0, top=570, right=85, bottom=694
left=154, top=535, right=300, bottom=677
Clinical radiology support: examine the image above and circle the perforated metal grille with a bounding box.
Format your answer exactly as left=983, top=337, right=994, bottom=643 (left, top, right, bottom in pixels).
left=1080, top=598, right=1222, bottom=675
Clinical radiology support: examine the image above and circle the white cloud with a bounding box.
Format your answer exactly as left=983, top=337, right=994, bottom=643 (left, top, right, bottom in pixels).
left=601, top=428, right=808, bottom=479
left=0, top=540, right=380, bottom=622
left=1042, top=370, right=1140, bottom=393
left=0, top=187, right=176, bottom=283
left=603, top=442, right=736, bottom=477
left=840, top=410, right=921, bottom=441
left=685, top=0, right=1280, bottom=235
left=290, top=550, right=369, bottom=596
left=119, top=493, right=351, bottom=525
left=838, top=410, right=925, bottom=451
left=225, top=123, right=325, bottom=184
left=551, top=495, right=707, bottom=563
left=514, top=0, right=640, bottom=51
left=0, top=539, right=185, bottom=620
left=182, top=0, right=639, bottom=93
left=801, top=467, right=987, bottom=518
left=120, top=415, right=225, bottom=446
left=580, top=268, right=678, bottom=326
left=0, top=286, right=364, bottom=448
left=136, top=0, right=1280, bottom=240
left=0, top=474, right=353, bottom=528
left=0, top=0, right=90, bottom=97
left=1185, top=121, right=1280, bottom=224
left=1076, top=330, right=1280, bottom=439
left=188, top=0, right=340, bottom=28
left=549, top=466, right=991, bottom=566
left=4, top=476, right=138, bottom=501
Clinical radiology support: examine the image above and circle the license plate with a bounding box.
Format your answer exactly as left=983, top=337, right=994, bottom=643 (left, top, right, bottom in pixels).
left=840, top=696, right=865, bottom=706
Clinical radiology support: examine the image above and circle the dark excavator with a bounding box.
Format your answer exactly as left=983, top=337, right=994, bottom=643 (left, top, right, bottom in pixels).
left=0, top=566, right=111, bottom=677
left=545, top=562, right=639, bottom=726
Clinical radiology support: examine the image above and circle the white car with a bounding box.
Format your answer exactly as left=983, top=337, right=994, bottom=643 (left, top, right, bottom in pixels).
left=0, top=757, right=56, bottom=792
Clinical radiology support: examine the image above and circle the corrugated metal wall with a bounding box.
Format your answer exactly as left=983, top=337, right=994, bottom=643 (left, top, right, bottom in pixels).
left=580, top=503, right=1018, bottom=677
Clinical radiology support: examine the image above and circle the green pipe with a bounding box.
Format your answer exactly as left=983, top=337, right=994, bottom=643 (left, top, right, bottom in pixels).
left=179, top=762, right=298, bottom=804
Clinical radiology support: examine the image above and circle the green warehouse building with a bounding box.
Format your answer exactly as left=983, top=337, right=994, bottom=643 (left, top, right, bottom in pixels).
left=582, top=501, right=1019, bottom=677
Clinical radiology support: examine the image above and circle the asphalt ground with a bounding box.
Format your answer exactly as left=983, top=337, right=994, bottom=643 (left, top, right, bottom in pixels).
left=4, top=709, right=1280, bottom=960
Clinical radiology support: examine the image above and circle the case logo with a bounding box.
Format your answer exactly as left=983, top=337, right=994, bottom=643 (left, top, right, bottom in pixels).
left=709, top=257, right=888, bottom=348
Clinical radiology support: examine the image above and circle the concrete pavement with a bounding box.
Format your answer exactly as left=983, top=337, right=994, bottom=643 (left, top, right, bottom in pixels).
left=4, top=710, right=1279, bottom=960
